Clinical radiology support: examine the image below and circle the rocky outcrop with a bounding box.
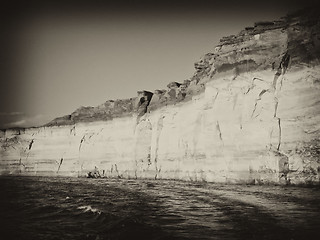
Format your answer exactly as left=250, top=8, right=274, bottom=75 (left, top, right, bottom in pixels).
left=1, top=7, right=319, bottom=184
left=135, top=91, right=153, bottom=121
left=46, top=98, right=136, bottom=126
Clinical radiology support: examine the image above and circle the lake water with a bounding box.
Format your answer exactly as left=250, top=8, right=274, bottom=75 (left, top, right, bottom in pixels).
left=0, top=176, right=319, bottom=240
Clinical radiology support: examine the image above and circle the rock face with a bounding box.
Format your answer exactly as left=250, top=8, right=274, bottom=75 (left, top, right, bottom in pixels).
left=1, top=8, right=320, bottom=184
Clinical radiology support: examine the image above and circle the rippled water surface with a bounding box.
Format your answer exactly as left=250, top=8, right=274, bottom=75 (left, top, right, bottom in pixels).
left=0, top=176, right=319, bottom=240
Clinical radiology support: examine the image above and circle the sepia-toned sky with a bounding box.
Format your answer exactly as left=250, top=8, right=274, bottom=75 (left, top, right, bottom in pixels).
left=0, top=0, right=317, bottom=129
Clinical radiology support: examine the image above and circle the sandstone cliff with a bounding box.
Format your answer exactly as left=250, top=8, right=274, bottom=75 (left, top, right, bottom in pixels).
left=1, top=8, right=320, bottom=184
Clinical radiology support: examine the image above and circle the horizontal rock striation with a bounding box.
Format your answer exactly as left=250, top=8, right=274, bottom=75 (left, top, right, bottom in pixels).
left=1, top=7, right=320, bottom=184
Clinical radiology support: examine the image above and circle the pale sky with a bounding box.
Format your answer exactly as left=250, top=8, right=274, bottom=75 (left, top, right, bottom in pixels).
left=0, top=0, right=316, bottom=128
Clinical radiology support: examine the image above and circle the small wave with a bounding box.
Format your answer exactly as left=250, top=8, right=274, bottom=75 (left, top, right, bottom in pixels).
left=77, top=205, right=102, bottom=214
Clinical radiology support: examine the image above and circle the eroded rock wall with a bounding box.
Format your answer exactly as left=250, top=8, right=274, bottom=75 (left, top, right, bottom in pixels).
left=1, top=8, right=319, bottom=184
left=1, top=65, right=319, bottom=184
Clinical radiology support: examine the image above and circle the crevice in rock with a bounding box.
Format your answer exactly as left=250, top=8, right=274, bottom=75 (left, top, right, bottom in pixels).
left=25, top=152, right=30, bottom=162
left=28, top=139, right=34, bottom=150
left=70, top=125, right=76, bottom=136
left=281, top=52, right=291, bottom=74
left=245, top=77, right=267, bottom=95
left=155, top=167, right=161, bottom=180
left=212, top=90, right=219, bottom=105
left=154, top=115, right=165, bottom=172
left=273, top=68, right=282, bottom=90
left=19, top=158, right=25, bottom=173
left=272, top=52, right=290, bottom=90
left=216, top=121, right=223, bottom=144
left=253, top=77, right=267, bottom=82
left=204, top=89, right=219, bottom=110
left=57, top=158, right=63, bottom=173
left=114, top=164, right=121, bottom=178
left=79, top=135, right=86, bottom=171
left=274, top=97, right=279, bottom=118
left=79, top=135, right=85, bottom=152
left=147, top=153, right=151, bottom=166
left=77, top=133, right=96, bottom=172
left=251, top=89, right=269, bottom=118
left=251, top=103, right=259, bottom=119
left=134, top=167, right=138, bottom=179
left=277, top=118, right=282, bottom=151
left=233, top=93, right=238, bottom=110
